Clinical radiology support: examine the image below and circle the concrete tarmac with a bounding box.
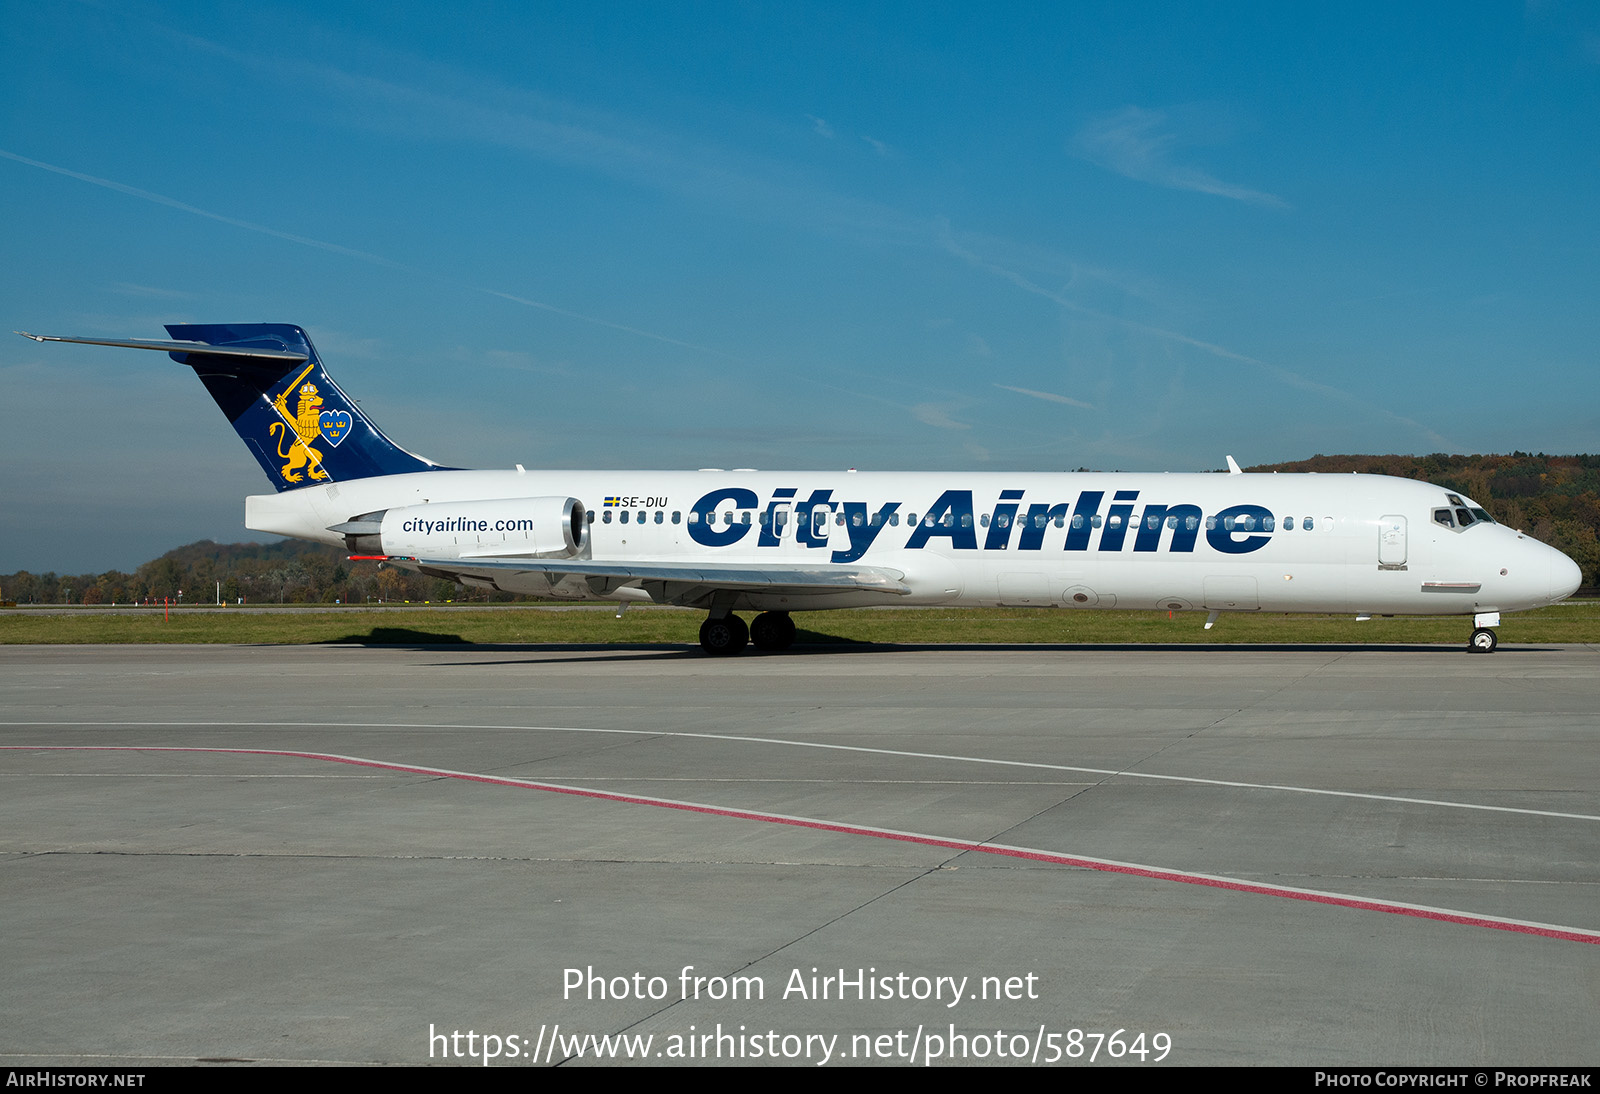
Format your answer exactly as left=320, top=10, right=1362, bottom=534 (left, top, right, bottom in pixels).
left=2, top=641, right=1597, bottom=1067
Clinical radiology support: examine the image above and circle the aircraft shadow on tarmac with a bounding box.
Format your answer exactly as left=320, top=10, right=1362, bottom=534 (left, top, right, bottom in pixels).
left=383, top=638, right=1567, bottom=668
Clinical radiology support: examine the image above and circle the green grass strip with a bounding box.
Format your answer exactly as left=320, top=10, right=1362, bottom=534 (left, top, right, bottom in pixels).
left=1, top=602, right=1594, bottom=647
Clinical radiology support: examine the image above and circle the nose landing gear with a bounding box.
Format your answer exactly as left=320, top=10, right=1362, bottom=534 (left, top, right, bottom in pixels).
left=1467, top=611, right=1500, bottom=653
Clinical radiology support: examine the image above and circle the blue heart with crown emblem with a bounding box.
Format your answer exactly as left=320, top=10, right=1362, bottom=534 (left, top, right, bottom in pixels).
left=318, top=410, right=353, bottom=446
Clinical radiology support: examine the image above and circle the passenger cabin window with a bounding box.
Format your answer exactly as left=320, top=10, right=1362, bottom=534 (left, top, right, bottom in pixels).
left=602, top=510, right=613, bottom=524
left=672, top=511, right=681, bottom=524
left=1303, top=516, right=1314, bottom=530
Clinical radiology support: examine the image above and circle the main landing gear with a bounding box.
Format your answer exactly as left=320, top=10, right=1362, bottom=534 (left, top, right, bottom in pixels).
left=749, top=611, right=796, bottom=652
left=698, top=611, right=795, bottom=655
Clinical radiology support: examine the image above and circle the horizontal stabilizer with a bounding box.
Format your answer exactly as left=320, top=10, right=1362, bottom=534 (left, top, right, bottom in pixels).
left=16, top=332, right=308, bottom=362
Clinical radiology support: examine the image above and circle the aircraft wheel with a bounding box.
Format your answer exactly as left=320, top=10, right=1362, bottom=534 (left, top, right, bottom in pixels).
left=1468, top=627, right=1498, bottom=654
left=750, top=611, right=796, bottom=652
left=699, top=615, right=748, bottom=656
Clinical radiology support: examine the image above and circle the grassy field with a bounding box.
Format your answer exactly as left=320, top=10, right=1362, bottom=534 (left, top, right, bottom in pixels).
left=1, top=602, right=1595, bottom=646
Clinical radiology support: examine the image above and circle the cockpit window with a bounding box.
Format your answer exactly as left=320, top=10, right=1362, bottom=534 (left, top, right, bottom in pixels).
left=1471, top=508, right=1494, bottom=524
left=1433, top=508, right=1455, bottom=529
left=1455, top=508, right=1474, bottom=527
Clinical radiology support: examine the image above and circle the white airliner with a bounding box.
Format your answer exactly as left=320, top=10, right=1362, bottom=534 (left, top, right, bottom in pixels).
left=18, top=323, right=1582, bottom=655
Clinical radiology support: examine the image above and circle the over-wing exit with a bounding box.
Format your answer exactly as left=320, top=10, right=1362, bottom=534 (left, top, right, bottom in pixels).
left=19, top=324, right=1580, bottom=655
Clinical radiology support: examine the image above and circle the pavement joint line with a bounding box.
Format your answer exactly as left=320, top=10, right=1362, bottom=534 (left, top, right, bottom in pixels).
left=4, top=721, right=1598, bottom=823
left=5, top=743, right=1599, bottom=946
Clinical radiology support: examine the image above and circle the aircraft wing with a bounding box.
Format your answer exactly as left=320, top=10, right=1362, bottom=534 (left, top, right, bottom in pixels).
left=379, top=555, right=911, bottom=602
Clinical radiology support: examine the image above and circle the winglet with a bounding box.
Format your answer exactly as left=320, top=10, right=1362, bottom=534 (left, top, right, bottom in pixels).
left=1226, top=455, right=1242, bottom=475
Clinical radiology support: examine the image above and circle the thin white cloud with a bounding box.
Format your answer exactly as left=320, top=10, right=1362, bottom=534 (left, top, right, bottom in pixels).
left=807, top=114, right=836, bottom=139
left=861, top=135, right=891, bottom=157
left=108, top=282, right=191, bottom=300
left=911, top=402, right=971, bottom=431
left=995, top=384, right=1094, bottom=410
left=1074, top=106, right=1288, bottom=209
left=938, top=225, right=1456, bottom=449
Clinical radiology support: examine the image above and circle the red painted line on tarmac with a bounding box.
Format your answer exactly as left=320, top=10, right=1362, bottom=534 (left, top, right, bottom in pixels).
left=8, top=744, right=1599, bottom=945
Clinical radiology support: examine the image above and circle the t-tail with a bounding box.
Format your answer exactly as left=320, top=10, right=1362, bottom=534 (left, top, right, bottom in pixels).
left=17, top=322, right=447, bottom=490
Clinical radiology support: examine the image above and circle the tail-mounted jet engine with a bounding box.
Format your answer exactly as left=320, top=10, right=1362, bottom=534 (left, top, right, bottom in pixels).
left=331, top=497, right=588, bottom=559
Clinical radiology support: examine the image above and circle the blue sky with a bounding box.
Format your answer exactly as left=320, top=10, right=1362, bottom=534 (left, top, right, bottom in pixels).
left=4, top=1, right=1598, bottom=573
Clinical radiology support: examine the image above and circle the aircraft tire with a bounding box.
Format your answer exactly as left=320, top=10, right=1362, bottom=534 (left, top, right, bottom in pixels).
left=1468, top=627, right=1498, bottom=654
left=700, top=615, right=749, bottom=656
left=750, top=611, right=796, bottom=652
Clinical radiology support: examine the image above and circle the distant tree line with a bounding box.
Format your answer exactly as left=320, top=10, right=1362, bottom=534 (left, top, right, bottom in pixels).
left=4, top=452, right=1597, bottom=604
left=0, top=539, right=511, bottom=606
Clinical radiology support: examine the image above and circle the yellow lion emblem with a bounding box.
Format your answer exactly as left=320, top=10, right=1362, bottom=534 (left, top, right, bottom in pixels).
left=269, top=378, right=329, bottom=483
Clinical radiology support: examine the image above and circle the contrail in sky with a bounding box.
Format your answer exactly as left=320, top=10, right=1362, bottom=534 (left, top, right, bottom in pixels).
left=0, top=147, right=720, bottom=356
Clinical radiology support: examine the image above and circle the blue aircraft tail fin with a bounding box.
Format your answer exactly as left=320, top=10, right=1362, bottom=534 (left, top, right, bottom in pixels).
left=161, top=323, right=446, bottom=491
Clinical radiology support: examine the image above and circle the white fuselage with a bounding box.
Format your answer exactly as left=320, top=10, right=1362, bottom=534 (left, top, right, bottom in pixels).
left=246, top=468, right=1581, bottom=618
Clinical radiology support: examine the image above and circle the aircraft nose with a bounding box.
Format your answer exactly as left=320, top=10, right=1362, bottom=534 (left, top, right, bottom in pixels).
left=1550, top=547, right=1582, bottom=602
